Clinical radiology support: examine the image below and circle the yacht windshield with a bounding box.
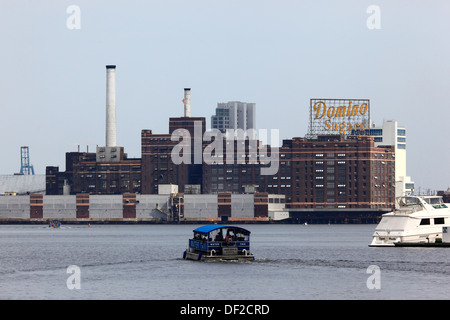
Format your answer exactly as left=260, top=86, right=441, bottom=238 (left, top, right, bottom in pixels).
left=422, top=197, right=443, bottom=205
left=398, top=197, right=422, bottom=208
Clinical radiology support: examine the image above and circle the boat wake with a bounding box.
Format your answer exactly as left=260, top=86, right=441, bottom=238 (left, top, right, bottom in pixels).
left=254, top=257, right=450, bottom=275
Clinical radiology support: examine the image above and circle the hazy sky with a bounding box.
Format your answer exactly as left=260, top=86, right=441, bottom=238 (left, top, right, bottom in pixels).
left=0, top=0, right=449, bottom=192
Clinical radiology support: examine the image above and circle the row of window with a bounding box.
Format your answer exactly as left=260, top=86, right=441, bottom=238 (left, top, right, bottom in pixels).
left=76, top=165, right=141, bottom=172
left=420, top=218, right=445, bottom=225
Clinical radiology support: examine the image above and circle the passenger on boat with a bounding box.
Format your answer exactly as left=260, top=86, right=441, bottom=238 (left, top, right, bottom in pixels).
left=225, top=230, right=235, bottom=245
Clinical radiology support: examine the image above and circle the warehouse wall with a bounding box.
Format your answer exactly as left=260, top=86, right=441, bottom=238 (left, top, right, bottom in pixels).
left=43, top=195, right=76, bottom=219
left=136, top=194, right=170, bottom=220
left=184, top=194, right=218, bottom=219
left=0, top=196, right=30, bottom=219
left=231, top=194, right=254, bottom=218
left=0, top=193, right=273, bottom=221
left=89, top=195, right=123, bottom=219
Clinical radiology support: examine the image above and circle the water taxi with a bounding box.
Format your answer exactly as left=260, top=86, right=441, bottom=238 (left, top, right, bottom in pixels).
left=183, top=225, right=255, bottom=261
left=369, top=195, right=450, bottom=247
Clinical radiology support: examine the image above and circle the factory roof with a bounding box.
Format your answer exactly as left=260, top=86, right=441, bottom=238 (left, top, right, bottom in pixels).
left=0, top=174, right=46, bottom=195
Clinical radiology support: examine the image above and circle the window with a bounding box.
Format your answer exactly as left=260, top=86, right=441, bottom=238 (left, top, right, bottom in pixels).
left=370, top=129, right=383, bottom=136
left=434, top=218, right=445, bottom=225
left=420, top=218, right=430, bottom=225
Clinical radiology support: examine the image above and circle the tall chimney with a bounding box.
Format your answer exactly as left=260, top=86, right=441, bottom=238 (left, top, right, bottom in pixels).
left=105, top=65, right=117, bottom=147
left=184, top=88, right=191, bottom=117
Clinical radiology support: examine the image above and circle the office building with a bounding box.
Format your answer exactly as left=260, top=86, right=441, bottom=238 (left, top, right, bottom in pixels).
left=370, top=120, right=414, bottom=197
left=211, top=101, right=256, bottom=135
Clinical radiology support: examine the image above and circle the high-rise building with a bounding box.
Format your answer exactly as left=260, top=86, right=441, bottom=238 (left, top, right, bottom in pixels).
left=370, top=120, right=414, bottom=197
left=211, top=102, right=256, bottom=135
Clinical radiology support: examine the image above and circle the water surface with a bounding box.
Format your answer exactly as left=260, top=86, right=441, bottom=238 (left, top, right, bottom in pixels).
left=0, top=224, right=448, bottom=299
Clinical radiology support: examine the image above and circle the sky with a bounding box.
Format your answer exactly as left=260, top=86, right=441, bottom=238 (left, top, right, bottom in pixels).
left=0, top=0, right=449, bottom=192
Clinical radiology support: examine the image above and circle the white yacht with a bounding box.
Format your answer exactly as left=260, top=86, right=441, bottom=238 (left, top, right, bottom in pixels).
left=369, top=195, right=450, bottom=247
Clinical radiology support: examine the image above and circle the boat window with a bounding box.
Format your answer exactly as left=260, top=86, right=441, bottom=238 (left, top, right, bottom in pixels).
left=423, top=197, right=442, bottom=205
left=224, top=228, right=235, bottom=241
left=210, top=229, right=222, bottom=242
left=419, top=218, right=430, bottom=225
left=398, top=197, right=422, bottom=208
left=236, top=230, right=249, bottom=241
left=193, top=232, right=207, bottom=241
left=434, top=218, right=445, bottom=225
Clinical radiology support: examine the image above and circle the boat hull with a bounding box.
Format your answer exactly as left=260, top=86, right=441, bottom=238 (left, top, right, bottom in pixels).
left=394, top=242, right=450, bottom=247
left=370, top=230, right=445, bottom=247
left=183, top=250, right=254, bottom=262
left=369, top=242, right=395, bottom=247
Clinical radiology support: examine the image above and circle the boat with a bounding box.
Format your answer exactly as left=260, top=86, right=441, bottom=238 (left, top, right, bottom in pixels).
left=48, top=219, right=61, bottom=228
left=183, top=225, right=255, bottom=261
left=369, top=195, right=450, bottom=247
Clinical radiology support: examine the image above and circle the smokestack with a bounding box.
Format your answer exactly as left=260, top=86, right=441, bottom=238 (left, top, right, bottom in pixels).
left=106, top=65, right=117, bottom=147
left=184, top=88, right=191, bottom=117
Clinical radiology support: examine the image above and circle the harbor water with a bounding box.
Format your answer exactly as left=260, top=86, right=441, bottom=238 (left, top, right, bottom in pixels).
left=0, top=224, right=449, bottom=300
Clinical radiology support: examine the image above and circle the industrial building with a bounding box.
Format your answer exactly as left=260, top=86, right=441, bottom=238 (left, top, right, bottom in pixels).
left=141, top=89, right=206, bottom=195
left=39, top=65, right=409, bottom=223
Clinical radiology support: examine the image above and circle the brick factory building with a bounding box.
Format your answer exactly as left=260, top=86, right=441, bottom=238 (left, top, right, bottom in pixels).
left=46, top=125, right=395, bottom=223
left=44, top=66, right=398, bottom=223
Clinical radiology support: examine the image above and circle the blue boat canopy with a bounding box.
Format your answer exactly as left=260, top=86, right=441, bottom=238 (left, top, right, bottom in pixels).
left=193, top=225, right=251, bottom=235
